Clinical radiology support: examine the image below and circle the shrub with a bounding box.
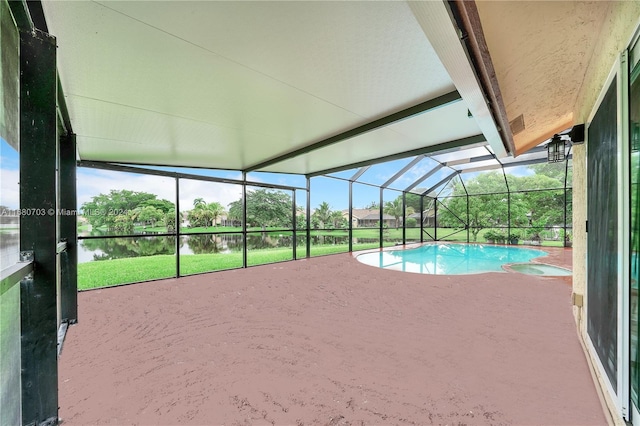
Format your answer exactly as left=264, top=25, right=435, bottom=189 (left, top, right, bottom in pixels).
left=484, top=229, right=506, bottom=242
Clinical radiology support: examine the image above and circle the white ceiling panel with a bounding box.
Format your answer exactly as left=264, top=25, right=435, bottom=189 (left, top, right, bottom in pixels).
left=408, top=0, right=507, bottom=158
left=68, top=96, right=248, bottom=167
left=94, top=1, right=455, bottom=118
left=384, top=100, right=483, bottom=146
left=262, top=100, right=485, bottom=174
left=41, top=1, right=507, bottom=174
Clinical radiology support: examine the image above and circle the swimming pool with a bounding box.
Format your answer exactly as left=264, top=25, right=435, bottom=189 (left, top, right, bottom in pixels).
left=356, top=243, right=550, bottom=275
left=507, top=263, right=572, bottom=276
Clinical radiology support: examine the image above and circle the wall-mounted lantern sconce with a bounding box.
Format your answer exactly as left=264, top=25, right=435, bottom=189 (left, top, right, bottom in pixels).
left=547, top=134, right=565, bottom=163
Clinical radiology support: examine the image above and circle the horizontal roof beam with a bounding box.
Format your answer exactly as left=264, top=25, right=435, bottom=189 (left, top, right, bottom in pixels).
left=456, top=153, right=573, bottom=174
left=445, top=153, right=493, bottom=167
left=499, top=154, right=573, bottom=170
left=443, top=144, right=549, bottom=171
left=245, top=90, right=462, bottom=172
left=456, top=163, right=502, bottom=174
left=77, top=161, right=306, bottom=191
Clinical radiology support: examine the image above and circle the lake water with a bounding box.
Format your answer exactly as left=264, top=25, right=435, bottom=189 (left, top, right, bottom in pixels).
left=1, top=230, right=100, bottom=265
left=0, top=231, right=20, bottom=267
left=0, top=231, right=376, bottom=267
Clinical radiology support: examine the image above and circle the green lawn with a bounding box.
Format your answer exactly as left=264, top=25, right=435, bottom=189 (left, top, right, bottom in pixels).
left=77, top=227, right=568, bottom=290
left=78, top=244, right=365, bottom=290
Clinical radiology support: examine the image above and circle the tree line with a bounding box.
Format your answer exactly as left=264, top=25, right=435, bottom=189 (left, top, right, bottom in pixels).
left=436, top=164, right=570, bottom=241
left=81, top=190, right=175, bottom=233
left=80, top=163, right=568, bottom=238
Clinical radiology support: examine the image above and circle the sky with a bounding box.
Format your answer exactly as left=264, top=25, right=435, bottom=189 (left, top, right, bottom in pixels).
left=1, top=137, right=538, bottom=213
left=0, top=138, right=19, bottom=210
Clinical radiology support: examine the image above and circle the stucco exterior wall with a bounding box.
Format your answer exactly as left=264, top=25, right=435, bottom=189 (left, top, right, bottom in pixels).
left=572, top=144, right=587, bottom=309
left=571, top=3, right=640, bottom=423
left=572, top=2, right=640, bottom=319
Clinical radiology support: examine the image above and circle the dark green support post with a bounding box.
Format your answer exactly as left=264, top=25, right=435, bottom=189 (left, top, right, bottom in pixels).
left=348, top=181, right=353, bottom=252
left=242, top=172, right=248, bottom=268
left=379, top=188, right=384, bottom=248
left=292, top=190, right=297, bottom=260
left=420, top=196, right=424, bottom=243
left=306, top=177, right=311, bottom=258
left=466, top=194, right=470, bottom=243
left=402, top=192, right=406, bottom=245
left=19, top=28, right=59, bottom=425
left=175, top=176, right=180, bottom=277
left=502, top=168, right=511, bottom=242
left=564, top=149, right=571, bottom=247
left=434, top=198, right=438, bottom=241
left=59, top=132, right=77, bottom=324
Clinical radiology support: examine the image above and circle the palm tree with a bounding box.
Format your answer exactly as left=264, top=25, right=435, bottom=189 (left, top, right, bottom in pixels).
left=129, top=206, right=142, bottom=225
left=188, top=198, right=207, bottom=228
left=113, top=213, right=134, bottom=233
left=330, top=210, right=345, bottom=228
left=384, top=198, right=414, bottom=229
left=206, top=202, right=226, bottom=227
left=227, top=200, right=243, bottom=227
left=313, top=202, right=332, bottom=228
left=164, top=209, right=176, bottom=231
left=193, top=198, right=206, bottom=209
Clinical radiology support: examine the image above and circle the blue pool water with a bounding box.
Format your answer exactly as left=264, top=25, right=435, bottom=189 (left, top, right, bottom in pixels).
left=356, top=243, right=548, bottom=275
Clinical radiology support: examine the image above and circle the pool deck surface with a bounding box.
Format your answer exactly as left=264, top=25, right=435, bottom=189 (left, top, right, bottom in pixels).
left=59, top=246, right=606, bottom=425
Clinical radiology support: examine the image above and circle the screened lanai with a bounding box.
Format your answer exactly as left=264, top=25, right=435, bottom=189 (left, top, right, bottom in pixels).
left=1, top=0, right=617, bottom=424
left=69, top=136, right=573, bottom=289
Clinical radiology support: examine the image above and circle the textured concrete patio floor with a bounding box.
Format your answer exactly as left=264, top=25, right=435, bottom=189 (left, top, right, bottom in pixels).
left=59, top=246, right=606, bottom=425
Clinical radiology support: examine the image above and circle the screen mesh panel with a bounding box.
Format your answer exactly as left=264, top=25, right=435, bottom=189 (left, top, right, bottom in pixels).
left=587, top=78, right=618, bottom=389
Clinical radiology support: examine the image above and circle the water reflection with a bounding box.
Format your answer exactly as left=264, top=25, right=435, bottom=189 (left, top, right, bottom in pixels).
left=81, top=236, right=177, bottom=261
left=0, top=230, right=19, bottom=266
left=77, top=234, right=380, bottom=262
left=185, top=234, right=241, bottom=254
left=1, top=229, right=382, bottom=266
left=78, top=234, right=296, bottom=261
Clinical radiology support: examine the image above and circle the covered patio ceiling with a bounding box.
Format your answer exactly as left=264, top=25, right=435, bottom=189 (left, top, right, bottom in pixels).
left=40, top=0, right=603, bottom=177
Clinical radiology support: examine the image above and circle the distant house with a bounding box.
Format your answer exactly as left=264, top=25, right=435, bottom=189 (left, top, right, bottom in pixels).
left=218, top=214, right=241, bottom=227
left=181, top=211, right=190, bottom=228
left=341, top=209, right=394, bottom=228
left=408, top=209, right=437, bottom=227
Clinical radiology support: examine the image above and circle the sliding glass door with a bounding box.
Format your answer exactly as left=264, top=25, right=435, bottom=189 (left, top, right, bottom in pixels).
left=630, top=35, right=640, bottom=419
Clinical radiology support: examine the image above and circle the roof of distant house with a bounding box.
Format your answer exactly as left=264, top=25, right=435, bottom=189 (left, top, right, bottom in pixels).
left=343, top=209, right=394, bottom=220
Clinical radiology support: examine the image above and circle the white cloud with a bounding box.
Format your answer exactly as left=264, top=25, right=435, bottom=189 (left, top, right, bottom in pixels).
left=0, top=165, right=260, bottom=213
left=178, top=179, right=242, bottom=210
left=0, top=168, right=19, bottom=209
left=77, top=168, right=243, bottom=212
left=505, top=165, right=534, bottom=177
